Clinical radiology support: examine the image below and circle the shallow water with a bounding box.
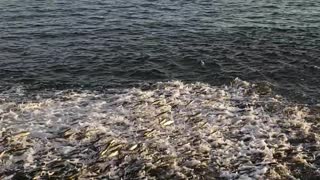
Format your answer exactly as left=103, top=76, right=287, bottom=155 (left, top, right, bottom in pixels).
left=0, top=0, right=319, bottom=104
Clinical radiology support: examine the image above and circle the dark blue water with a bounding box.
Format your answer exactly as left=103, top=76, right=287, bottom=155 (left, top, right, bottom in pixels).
left=0, top=0, right=319, bottom=104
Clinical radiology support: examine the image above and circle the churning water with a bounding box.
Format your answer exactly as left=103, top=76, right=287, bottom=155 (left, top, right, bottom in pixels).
left=0, top=0, right=320, bottom=179
left=0, top=0, right=319, bottom=104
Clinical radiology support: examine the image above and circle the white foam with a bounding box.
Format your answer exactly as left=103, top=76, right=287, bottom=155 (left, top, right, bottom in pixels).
left=0, top=79, right=319, bottom=179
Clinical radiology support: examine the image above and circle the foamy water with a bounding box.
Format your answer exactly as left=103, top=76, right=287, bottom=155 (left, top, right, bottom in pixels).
left=0, top=79, right=319, bottom=179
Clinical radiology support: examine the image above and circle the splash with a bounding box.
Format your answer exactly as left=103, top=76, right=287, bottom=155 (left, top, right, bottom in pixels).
left=0, top=79, right=319, bottom=179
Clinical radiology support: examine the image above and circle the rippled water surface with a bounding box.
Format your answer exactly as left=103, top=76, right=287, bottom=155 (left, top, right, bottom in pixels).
left=0, top=0, right=319, bottom=103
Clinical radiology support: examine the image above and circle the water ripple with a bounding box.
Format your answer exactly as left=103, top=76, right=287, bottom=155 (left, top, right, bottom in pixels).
left=0, top=0, right=319, bottom=104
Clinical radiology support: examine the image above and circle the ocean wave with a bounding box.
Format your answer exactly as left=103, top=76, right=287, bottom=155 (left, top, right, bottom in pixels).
left=0, top=79, right=319, bottom=179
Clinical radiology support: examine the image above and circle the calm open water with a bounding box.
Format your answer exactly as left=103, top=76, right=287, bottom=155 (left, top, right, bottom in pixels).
left=0, top=0, right=319, bottom=104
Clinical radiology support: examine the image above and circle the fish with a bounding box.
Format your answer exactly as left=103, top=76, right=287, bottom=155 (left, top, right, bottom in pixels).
left=143, top=129, right=156, bottom=137
left=128, top=144, right=139, bottom=151
left=0, top=80, right=318, bottom=179
left=162, top=120, right=174, bottom=126
left=107, top=150, right=119, bottom=158
left=100, top=139, right=117, bottom=156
